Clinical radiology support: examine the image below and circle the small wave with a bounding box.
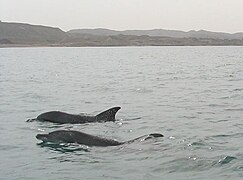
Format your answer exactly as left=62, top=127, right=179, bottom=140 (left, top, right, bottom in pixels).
left=225, top=108, right=243, bottom=111
left=178, top=115, right=197, bottom=119
left=133, top=88, right=153, bottom=93
left=84, top=101, right=92, bottom=104
left=217, top=156, right=237, bottom=165
left=125, top=117, right=142, bottom=121
left=210, top=134, right=232, bottom=138
left=36, top=123, right=71, bottom=129
left=0, top=144, right=20, bottom=151
left=233, top=88, right=243, bottom=92
left=219, top=96, right=230, bottom=99
left=214, top=119, right=229, bottom=123
left=186, top=140, right=212, bottom=150
left=115, top=121, right=123, bottom=126
left=208, top=104, right=226, bottom=107
left=189, top=142, right=206, bottom=146
left=210, top=132, right=243, bottom=139
left=26, top=118, right=36, bottom=122
left=37, top=142, right=90, bottom=153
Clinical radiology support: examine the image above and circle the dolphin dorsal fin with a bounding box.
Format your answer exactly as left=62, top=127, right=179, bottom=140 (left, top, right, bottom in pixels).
left=96, top=107, right=121, bottom=121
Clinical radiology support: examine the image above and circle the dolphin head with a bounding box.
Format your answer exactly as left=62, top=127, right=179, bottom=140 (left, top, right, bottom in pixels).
left=36, top=130, right=76, bottom=144
left=36, top=134, right=52, bottom=142
left=36, top=133, right=65, bottom=143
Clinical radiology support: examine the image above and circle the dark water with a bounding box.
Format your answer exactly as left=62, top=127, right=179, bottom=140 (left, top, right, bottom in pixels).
left=0, top=47, right=243, bottom=179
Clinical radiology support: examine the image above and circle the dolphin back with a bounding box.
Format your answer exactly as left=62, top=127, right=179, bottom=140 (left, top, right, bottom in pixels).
left=95, top=107, right=121, bottom=122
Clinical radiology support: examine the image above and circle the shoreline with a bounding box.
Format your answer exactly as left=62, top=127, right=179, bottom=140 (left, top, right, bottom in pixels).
left=1, top=44, right=243, bottom=48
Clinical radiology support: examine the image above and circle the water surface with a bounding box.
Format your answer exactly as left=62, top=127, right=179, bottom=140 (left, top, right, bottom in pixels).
left=0, top=47, right=243, bottom=179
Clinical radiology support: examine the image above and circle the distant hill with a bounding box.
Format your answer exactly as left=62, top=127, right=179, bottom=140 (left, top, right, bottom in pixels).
left=60, top=34, right=243, bottom=47
left=1, top=21, right=243, bottom=47
left=68, top=28, right=243, bottom=40
left=0, top=21, right=67, bottom=44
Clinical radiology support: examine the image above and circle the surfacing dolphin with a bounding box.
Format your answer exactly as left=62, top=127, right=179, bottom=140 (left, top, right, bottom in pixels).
left=30, top=107, right=121, bottom=124
left=36, top=130, right=164, bottom=147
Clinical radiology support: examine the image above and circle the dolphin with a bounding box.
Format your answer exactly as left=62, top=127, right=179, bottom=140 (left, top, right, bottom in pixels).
left=30, top=107, right=121, bottom=124
left=36, top=130, right=164, bottom=147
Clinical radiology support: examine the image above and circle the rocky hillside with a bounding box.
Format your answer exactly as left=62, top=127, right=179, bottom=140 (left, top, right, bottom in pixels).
left=61, top=34, right=243, bottom=46
left=68, top=28, right=243, bottom=40
left=1, top=21, right=243, bottom=46
left=0, top=21, right=67, bottom=44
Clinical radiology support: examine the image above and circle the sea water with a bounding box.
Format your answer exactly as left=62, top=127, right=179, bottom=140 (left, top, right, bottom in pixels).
left=0, top=46, right=243, bottom=179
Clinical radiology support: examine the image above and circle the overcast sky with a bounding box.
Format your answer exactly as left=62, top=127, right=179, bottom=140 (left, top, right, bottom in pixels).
left=1, top=0, right=243, bottom=33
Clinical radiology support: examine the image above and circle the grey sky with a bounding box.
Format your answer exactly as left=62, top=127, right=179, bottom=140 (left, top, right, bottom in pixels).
left=1, top=0, right=243, bottom=33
